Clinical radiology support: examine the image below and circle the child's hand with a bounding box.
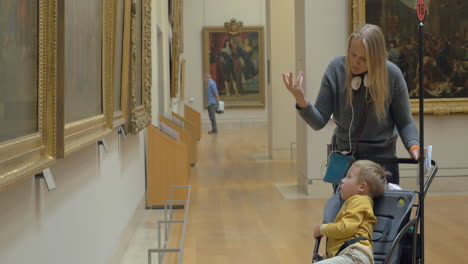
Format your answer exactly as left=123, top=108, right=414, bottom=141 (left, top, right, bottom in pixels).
left=313, top=224, right=322, bottom=239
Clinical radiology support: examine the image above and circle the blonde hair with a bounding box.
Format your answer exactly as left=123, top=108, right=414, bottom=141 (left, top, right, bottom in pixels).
left=345, top=24, right=389, bottom=121
left=353, top=160, right=388, bottom=198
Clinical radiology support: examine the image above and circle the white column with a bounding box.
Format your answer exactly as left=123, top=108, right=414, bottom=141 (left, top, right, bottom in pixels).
left=266, top=0, right=296, bottom=160
left=295, top=1, right=350, bottom=193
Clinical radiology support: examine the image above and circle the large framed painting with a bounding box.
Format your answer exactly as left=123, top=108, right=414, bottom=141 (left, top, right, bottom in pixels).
left=57, top=0, right=114, bottom=157
left=352, top=0, right=468, bottom=115
left=203, top=19, right=265, bottom=108
left=0, top=0, right=57, bottom=191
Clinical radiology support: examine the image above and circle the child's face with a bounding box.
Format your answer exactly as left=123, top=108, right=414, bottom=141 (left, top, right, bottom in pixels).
left=340, top=164, right=362, bottom=200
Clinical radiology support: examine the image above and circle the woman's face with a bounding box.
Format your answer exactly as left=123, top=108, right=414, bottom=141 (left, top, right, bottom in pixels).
left=348, top=38, right=368, bottom=75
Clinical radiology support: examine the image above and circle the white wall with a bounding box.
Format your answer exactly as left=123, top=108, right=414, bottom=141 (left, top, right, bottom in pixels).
left=267, top=0, right=296, bottom=160
left=183, top=0, right=267, bottom=128
left=398, top=115, right=468, bottom=178
left=152, top=0, right=171, bottom=124
left=0, top=0, right=169, bottom=261
left=294, top=0, right=349, bottom=187
left=0, top=131, right=146, bottom=264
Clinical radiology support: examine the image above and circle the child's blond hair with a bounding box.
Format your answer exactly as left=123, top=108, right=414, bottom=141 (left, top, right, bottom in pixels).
left=353, top=160, right=388, bottom=198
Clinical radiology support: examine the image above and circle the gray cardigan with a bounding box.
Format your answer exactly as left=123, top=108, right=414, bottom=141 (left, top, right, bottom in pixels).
left=298, top=56, right=419, bottom=158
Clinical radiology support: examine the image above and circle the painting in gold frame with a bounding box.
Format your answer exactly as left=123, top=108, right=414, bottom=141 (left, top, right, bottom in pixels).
left=180, top=58, right=186, bottom=100
left=124, top=0, right=152, bottom=135
left=170, top=0, right=183, bottom=98
left=113, top=0, right=127, bottom=128
left=57, top=0, right=114, bottom=157
left=352, top=0, right=468, bottom=115
left=170, top=0, right=184, bottom=52
left=0, top=0, right=57, bottom=192
left=170, top=46, right=180, bottom=98
left=203, top=19, right=265, bottom=108
left=178, top=0, right=184, bottom=53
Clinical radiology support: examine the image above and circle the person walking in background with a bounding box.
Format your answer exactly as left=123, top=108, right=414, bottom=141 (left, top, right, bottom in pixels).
left=205, top=73, right=219, bottom=134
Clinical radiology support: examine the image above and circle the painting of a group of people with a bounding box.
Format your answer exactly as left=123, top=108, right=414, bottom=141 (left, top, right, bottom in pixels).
left=366, top=0, right=467, bottom=99
left=204, top=27, right=264, bottom=107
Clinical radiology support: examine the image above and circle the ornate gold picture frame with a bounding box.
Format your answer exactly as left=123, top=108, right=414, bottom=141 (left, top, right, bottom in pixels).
left=113, top=0, right=127, bottom=128
left=0, top=0, right=57, bottom=191
left=57, top=0, right=114, bottom=157
left=180, top=58, right=186, bottom=100
left=203, top=19, right=265, bottom=108
left=123, top=0, right=152, bottom=134
left=170, top=0, right=184, bottom=98
left=352, top=0, right=468, bottom=115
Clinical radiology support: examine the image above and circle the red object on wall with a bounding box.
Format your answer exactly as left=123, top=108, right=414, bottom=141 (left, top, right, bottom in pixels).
left=415, top=0, right=426, bottom=22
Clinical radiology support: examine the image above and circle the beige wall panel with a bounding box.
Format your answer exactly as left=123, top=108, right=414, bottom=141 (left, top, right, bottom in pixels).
left=184, top=104, right=202, bottom=140
left=0, top=131, right=146, bottom=263
left=268, top=0, right=296, bottom=160
left=296, top=0, right=350, bottom=185
left=172, top=112, right=198, bottom=164
left=160, top=115, right=195, bottom=167
left=146, top=125, right=188, bottom=207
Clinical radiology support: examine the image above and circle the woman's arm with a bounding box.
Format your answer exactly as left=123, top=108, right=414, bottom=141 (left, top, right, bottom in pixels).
left=282, top=58, right=340, bottom=130
left=389, top=65, right=420, bottom=158
left=296, top=75, right=335, bottom=130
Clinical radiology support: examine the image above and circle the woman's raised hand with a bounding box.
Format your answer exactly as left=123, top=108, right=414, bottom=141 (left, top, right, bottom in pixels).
left=282, top=71, right=308, bottom=108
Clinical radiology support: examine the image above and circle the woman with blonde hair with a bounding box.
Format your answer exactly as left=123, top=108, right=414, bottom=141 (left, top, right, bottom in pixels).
left=282, top=24, right=419, bottom=184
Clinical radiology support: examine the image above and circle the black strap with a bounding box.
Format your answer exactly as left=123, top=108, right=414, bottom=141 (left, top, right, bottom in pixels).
left=351, top=102, right=370, bottom=154
left=368, top=157, right=419, bottom=164
left=336, top=236, right=368, bottom=256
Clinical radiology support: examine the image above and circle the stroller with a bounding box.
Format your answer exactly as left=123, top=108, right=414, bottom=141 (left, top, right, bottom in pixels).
left=312, top=158, right=438, bottom=264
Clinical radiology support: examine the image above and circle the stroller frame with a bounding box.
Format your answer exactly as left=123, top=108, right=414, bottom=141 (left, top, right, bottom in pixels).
left=312, top=158, right=438, bottom=264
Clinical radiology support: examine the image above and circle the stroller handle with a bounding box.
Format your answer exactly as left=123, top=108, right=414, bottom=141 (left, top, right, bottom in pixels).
left=367, top=158, right=438, bottom=197
left=368, top=157, right=418, bottom=164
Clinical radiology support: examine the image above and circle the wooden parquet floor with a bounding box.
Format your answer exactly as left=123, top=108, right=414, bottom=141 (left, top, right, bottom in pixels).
left=166, top=126, right=466, bottom=264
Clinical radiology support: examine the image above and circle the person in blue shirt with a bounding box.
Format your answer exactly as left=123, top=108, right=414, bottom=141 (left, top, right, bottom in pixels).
left=205, top=73, right=220, bottom=134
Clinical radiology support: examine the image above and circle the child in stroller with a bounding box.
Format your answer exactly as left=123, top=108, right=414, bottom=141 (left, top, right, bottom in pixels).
left=313, top=160, right=388, bottom=263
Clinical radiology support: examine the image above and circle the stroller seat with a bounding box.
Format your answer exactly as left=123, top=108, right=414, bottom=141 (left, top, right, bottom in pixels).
left=316, top=190, right=417, bottom=264
left=373, top=190, right=416, bottom=264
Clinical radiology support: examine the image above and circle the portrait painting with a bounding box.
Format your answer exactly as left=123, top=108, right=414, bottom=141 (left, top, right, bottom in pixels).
left=203, top=23, right=265, bottom=108
left=353, top=0, right=468, bottom=114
